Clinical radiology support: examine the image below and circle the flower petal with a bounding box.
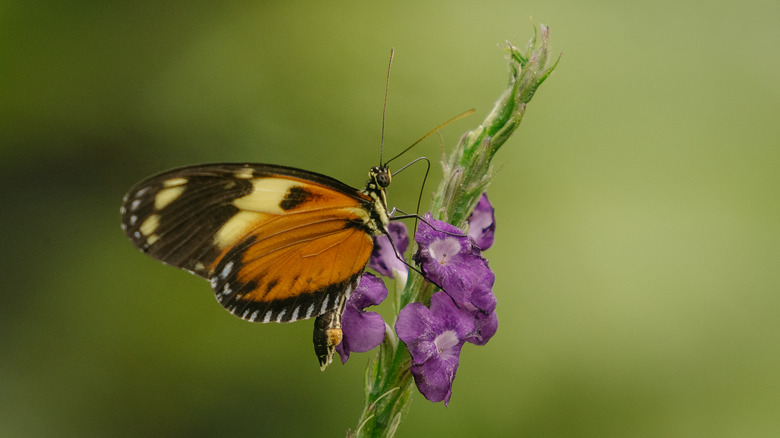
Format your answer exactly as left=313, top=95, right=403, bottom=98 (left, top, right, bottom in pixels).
left=368, top=222, right=409, bottom=278
left=339, top=309, right=386, bottom=358
left=468, top=310, right=498, bottom=346
left=348, top=273, right=388, bottom=309
left=337, top=274, right=389, bottom=363
left=396, top=302, right=441, bottom=364
left=429, top=291, right=477, bottom=339
left=469, top=283, right=497, bottom=314
left=410, top=343, right=462, bottom=406
left=467, top=193, right=496, bottom=251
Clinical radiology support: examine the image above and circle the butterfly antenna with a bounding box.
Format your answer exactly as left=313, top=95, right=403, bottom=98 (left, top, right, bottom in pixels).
left=379, top=48, right=395, bottom=167
left=384, top=108, right=476, bottom=167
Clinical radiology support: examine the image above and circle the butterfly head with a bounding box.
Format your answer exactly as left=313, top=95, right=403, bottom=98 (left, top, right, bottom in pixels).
left=370, top=165, right=392, bottom=188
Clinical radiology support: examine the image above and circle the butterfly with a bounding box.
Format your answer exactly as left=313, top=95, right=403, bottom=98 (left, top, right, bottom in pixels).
left=120, top=162, right=392, bottom=369
left=118, top=105, right=475, bottom=369
left=120, top=49, right=474, bottom=369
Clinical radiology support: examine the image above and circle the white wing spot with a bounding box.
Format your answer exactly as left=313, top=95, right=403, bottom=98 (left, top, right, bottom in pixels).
left=139, top=215, right=159, bottom=236
left=305, top=303, right=315, bottom=319
left=320, top=294, right=330, bottom=314
left=234, top=168, right=254, bottom=179
left=344, top=283, right=355, bottom=300
left=154, top=185, right=185, bottom=209
left=119, top=205, right=126, bottom=215
left=222, top=283, right=232, bottom=296
left=130, top=199, right=141, bottom=211
left=215, top=211, right=267, bottom=249
left=232, top=178, right=297, bottom=214
left=290, top=306, right=300, bottom=321
left=133, top=231, right=141, bottom=239
left=220, top=261, right=234, bottom=279
left=275, top=309, right=287, bottom=323
left=120, top=223, right=127, bottom=231
left=129, top=215, right=138, bottom=225
left=135, top=187, right=151, bottom=197
left=263, top=311, right=273, bottom=323
left=210, top=277, right=218, bottom=289
left=249, top=310, right=260, bottom=322
left=162, top=177, right=188, bottom=188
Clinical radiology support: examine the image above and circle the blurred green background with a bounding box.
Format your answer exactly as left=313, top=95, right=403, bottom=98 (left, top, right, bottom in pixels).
left=2, top=1, right=779, bottom=437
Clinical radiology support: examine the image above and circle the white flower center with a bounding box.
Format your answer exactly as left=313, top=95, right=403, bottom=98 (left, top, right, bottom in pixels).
left=434, top=330, right=459, bottom=358
left=428, top=237, right=460, bottom=266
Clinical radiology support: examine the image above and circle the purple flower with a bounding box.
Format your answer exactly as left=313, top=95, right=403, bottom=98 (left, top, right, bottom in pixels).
left=469, top=306, right=498, bottom=346
left=412, top=213, right=499, bottom=346
left=467, top=193, right=495, bottom=251
left=336, top=273, right=388, bottom=363
left=396, top=292, right=477, bottom=406
left=413, top=213, right=495, bottom=313
left=368, top=222, right=409, bottom=279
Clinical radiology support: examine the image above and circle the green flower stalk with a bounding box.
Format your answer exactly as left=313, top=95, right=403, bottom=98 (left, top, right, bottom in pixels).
left=350, top=25, right=559, bottom=438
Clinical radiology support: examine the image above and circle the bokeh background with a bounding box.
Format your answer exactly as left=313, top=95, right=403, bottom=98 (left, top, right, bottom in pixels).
left=2, top=1, right=779, bottom=437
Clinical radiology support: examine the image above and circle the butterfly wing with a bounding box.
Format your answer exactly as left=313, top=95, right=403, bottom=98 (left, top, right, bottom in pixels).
left=210, top=203, right=374, bottom=323
left=120, top=163, right=377, bottom=324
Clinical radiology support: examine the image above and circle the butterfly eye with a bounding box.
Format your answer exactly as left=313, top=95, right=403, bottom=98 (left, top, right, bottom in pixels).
left=374, top=167, right=391, bottom=188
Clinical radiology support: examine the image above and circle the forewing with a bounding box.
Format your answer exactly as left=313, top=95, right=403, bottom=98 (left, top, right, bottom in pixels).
left=120, top=163, right=372, bottom=278
left=121, top=164, right=252, bottom=277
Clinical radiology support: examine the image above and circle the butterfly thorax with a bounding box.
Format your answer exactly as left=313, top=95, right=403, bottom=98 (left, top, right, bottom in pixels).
left=360, top=166, right=391, bottom=236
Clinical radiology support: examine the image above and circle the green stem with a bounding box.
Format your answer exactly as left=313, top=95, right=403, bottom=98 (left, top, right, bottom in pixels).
left=433, top=25, right=561, bottom=228
left=350, top=24, right=558, bottom=438
left=351, top=336, right=413, bottom=438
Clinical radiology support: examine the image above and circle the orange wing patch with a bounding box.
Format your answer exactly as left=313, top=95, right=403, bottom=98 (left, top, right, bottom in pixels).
left=211, top=208, right=374, bottom=323
left=207, top=175, right=377, bottom=323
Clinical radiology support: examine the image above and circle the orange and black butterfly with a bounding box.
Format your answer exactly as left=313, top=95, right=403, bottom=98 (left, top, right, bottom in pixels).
left=120, top=162, right=392, bottom=368
left=120, top=51, right=473, bottom=369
